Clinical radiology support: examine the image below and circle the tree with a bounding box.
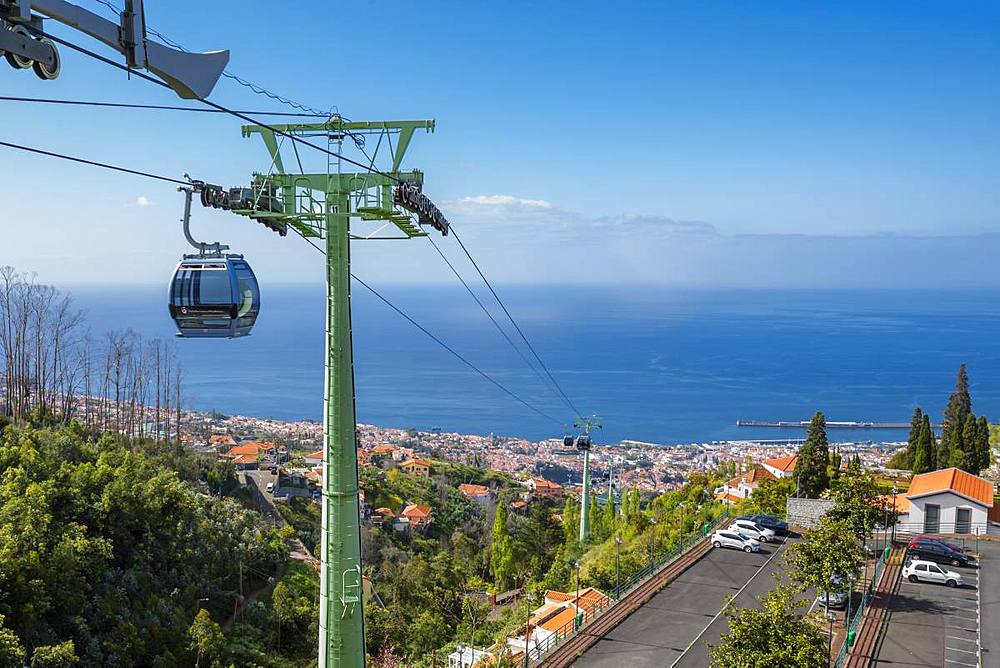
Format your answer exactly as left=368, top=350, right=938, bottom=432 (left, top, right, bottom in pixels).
left=270, top=582, right=295, bottom=653
left=912, top=415, right=935, bottom=474
left=0, top=614, right=24, bottom=668
left=794, top=412, right=830, bottom=498
left=709, top=584, right=826, bottom=668
left=489, top=504, right=515, bottom=591
left=827, top=474, right=887, bottom=540
left=787, top=517, right=864, bottom=616
left=749, top=478, right=795, bottom=517
left=188, top=609, right=223, bottom=668
left=31, top=641, right=79, bottom=668
left=940, top=364, right=972, bottom=467
left=973, top=416, right=991, bottom=474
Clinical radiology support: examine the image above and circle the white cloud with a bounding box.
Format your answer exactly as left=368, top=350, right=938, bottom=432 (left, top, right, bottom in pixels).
left=444, top=194, right=567, bottom=218
left=136, top=196, right=152, bottom=207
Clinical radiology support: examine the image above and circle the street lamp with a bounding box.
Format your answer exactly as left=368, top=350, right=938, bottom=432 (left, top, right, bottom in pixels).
left=614, top=536, right=623, bottom=600
left=826, top=610, right=836, bottom=663
left=574, top=561, right=582, bottom=630
left=891, top=484, right=898, bottom=544
left=648, top=517, right=658, bottom=573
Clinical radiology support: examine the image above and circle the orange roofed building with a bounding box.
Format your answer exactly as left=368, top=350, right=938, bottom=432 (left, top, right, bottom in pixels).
left=400, top=458, right=432, bottom=477
left=528, top=477, right=563, bottom=500
left=400, top=503, right=432, bottom=529
left=895, top=467, right=994, bottom=535
left=715, top=467, right=776, bottom=504
left=762, top=454, right=798, bottom=479
left=504, top=587, right=610, bottom=657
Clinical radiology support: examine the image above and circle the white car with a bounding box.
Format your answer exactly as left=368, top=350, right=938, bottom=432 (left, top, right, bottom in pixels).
left=903, top=559, right=963, bottom=588
left=712, top=530, right=761, bottom=553
left=731, top=519, right=776, bottom=543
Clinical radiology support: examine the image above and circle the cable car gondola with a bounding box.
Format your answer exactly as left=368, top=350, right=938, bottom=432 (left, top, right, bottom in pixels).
left=168, top=183, right=260, bottom=338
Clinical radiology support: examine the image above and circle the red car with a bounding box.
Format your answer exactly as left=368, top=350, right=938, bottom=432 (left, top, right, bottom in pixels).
left=908, top=536, right=965, bottom=555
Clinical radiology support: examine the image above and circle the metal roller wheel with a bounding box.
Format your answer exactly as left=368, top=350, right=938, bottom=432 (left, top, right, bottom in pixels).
left=31, top=38, right=59, bottom=80
left=4, top=25, right=34, bottom=69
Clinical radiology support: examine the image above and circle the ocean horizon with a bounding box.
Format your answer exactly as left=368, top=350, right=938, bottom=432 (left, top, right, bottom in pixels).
left=63, top=283, right=1000, bottom=445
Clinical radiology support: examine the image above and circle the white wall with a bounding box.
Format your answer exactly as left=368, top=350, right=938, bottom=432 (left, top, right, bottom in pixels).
left=907, top=491, right=989, bottom=534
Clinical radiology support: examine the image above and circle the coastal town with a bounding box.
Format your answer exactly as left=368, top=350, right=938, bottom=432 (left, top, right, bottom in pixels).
left=179, top=406, right=908, bottom=497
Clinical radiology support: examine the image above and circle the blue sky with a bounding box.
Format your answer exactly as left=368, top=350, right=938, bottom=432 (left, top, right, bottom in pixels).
left=2, top=0, right=1000, bottom=287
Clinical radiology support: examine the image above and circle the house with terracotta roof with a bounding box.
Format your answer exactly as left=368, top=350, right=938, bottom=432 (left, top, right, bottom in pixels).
left=400, top=458, right=432, bottom=477
left=372, top=507, right=396, bottom=526
left=304, top=449, right=324, bottom=466
left=398, top=503, right=432, bottom=531
left=715, top=467, right=777, bottom=503
left=223, top=441, right=276, bottom=469
left=209, top=433, right=237, bottom=448
left=895, top=468, right=994, bottom=535
left=528, top=477, right=563, bottom=500
left=762, top=455, right=798, bottom=479
left=503, top=587, right=610, bottom=657
left=459, top=483, right=492, bottom=504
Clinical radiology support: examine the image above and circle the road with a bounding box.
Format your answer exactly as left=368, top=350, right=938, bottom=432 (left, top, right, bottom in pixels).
left=571, top=535, right=797, bottom=667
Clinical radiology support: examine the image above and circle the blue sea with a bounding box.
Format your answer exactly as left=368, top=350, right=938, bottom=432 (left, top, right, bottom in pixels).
left=68, top=285, right=1000, bottom=445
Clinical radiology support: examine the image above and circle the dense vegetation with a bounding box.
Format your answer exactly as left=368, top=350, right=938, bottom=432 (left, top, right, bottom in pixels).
left=889, top=364, right=992, bottom=474
left=0, top=421, right=287, bottom=667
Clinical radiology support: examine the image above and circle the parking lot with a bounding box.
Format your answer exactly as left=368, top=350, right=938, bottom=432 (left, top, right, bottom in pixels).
left=571, top=534, right=796, bottom=667
left=873, top=540, right=990, bottom=667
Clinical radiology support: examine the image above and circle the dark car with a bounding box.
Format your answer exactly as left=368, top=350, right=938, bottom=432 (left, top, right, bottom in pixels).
left=907, top=540, right=975, bottom=567
left=747, top=514, right=789, bottom=535
left=910, top=536, right=964, bottom=555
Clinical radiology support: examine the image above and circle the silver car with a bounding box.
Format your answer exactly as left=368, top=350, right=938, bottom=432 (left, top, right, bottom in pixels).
left=712, top=530, right=761, bottom=553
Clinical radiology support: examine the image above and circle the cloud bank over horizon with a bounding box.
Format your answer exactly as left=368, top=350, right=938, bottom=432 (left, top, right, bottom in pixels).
left=8, top=192, right=1000, bottom=291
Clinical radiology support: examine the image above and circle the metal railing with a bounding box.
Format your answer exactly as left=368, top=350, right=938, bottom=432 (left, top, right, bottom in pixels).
left=521, top=508, right=731, bottom=664
left=832, top=547, right=890, bottom=668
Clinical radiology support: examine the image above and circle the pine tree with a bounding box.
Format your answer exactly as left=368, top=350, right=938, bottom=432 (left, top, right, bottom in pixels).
left=940, top=364, right=972, bottom=468
left=951, top=413, right=979, bottom=473
left=974, top=415, right=991, bottom=474
left=794, top=412, right=830, bottom=498
left=903, top=407, right=923, bottom=469
left=490, top=504, right=515, bottom=590
left=913, top=416, right=934, bottom=474
left=602, top=493, right=617, bottom=537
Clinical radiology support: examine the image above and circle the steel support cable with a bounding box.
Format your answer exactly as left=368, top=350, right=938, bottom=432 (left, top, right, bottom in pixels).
left=26, top=27, right=397, bottom=182
left=0, top=138, right=188, bottom=185
left=0, top=95, right=327, bottom=117
left=290, top=229, right=565, bottom=427
left=447, top=226, right=584, bottom=418
left=426, top=235, right=566, bottom=403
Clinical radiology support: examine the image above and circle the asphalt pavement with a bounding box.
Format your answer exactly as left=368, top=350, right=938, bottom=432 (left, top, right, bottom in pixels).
left=571, top=534, right=797, bottom=667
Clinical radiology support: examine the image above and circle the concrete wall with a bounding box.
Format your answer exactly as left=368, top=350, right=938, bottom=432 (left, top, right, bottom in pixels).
left=786, top=497, right=835, bottom=529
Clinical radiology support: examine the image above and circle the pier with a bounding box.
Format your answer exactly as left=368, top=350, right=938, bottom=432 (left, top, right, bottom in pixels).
left=737, top=419, right=915, bottom=429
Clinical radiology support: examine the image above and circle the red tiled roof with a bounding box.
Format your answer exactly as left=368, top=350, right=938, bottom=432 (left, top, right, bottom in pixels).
left=371, top=444, right=395, bottom=454
left=225, top=441, right=275, bottom=457
left=715, top=492, right=743, bottom=504
left=401, top=458, right=431, bottom=468
left=533, top=478, right=562, bottom=489
left=305, top=450, right=324, bottom=460
left=907, top=468, right=994, bottom=507
left=764, top=454, right=798, bottom=472
left=402, top=503, right=431, bottom=519
left=742, top=468, right=777, bottom=484
left=459, top=483, right=490, bottom=497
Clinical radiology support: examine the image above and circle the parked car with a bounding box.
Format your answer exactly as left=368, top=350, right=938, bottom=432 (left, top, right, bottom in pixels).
left=712, top=530, right=760, bottom=553
left=909, top=536, right=965, bottom=555
left=903, top=559, right=964, bottom=587
left=731, top=519, right=776, bottom=543
left=908, top=540, right=975, bottom=567
left=265, top=482, right=274, bottom=493
left=815, top=589, right=848, bottom=610
left=747, top=514, right=789, bottom=535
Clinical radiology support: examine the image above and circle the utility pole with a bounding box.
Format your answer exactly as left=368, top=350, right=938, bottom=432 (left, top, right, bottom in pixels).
left=567, top=416, right=601, bottom=542
left=226, top=117, right=445, bottom=668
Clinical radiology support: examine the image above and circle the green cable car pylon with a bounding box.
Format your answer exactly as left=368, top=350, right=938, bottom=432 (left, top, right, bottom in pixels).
left=216, top=117, right=445, bottom=667
left=565, top=416, right=601, bottom=541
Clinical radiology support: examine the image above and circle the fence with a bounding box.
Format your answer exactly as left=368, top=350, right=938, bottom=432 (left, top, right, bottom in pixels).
left=832, top=547, right=890, bottom=668
left=520, top=508, right=731, bottom=664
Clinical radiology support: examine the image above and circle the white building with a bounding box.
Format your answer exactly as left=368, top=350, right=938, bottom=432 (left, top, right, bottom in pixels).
left=715, top=467, right=777, bottom=504
left=894, top=468, right=994, bottom=535
left=447, top=645, right=491, bottom=668
left=762, top=454, right=797, bottom=479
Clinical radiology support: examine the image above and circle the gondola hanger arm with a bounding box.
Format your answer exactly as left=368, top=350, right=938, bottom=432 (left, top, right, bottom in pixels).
left=0, top=0, right=228, bottom=98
